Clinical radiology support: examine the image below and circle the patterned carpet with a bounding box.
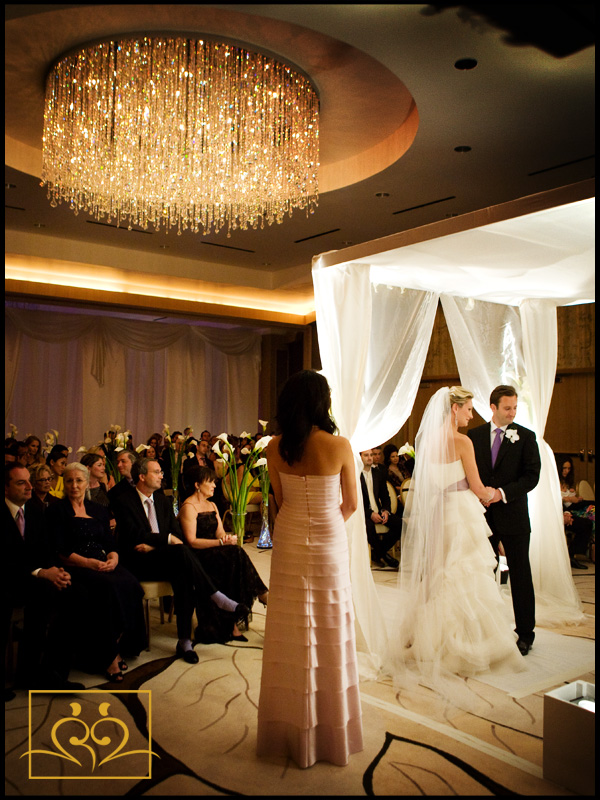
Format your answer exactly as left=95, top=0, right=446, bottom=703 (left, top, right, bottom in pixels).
left=5, top=545, right=595, bottom=796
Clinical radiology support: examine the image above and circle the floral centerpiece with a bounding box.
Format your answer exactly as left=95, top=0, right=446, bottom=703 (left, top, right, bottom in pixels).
left=212, top=429, right=272, bottom=546
left=255, top=420, right=273, bottom=548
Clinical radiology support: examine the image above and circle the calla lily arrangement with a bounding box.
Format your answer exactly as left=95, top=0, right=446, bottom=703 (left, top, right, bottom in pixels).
left=212, top=431, right=272, bottom=543
left=398, top=442, right=416, bottom=460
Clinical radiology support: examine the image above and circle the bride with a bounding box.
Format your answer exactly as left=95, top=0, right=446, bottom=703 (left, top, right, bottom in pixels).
left=386, top=386, right=524, bottom=705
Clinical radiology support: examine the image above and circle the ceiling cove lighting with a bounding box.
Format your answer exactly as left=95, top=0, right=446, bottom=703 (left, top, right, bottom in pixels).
left=42, top=36, right=320, bottom=237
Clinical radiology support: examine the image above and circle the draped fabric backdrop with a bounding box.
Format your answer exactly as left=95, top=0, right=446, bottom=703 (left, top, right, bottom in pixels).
left=313, top=261, right=583, bottom=678
left=5, top=306, right=261, bottom=451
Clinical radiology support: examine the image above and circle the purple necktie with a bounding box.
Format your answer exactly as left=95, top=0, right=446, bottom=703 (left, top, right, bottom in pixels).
left=16, top=507, right=25, bottom=538
left=491, top=428, right=503, bottom=467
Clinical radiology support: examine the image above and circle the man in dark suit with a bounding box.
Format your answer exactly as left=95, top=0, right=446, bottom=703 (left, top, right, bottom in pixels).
left=468, top=385, right=541, bottom=655
left=107, top=450, right=138, bottom=503
left=110, top=458, right=245, bottom=662
left=5, top=463, right=83, bottom=691
left=359, top=450, right=402, bottom=568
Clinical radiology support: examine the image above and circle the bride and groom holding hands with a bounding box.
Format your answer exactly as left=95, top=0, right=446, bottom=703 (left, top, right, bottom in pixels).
left=388, top=383, right=541, bottom=695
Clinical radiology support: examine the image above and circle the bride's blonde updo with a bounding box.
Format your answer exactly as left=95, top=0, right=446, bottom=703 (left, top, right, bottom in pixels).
left=448, top=386, right=474, bottom=406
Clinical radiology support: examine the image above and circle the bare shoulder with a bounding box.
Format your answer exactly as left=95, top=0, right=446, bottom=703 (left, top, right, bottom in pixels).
left=454, top=432, right=475, bottom=453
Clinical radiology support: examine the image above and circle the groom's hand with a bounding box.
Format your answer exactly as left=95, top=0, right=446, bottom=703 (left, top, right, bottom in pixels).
left=485, top=488, right=502, bottom=505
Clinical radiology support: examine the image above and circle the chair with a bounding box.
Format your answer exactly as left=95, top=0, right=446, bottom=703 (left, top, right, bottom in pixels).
left=139, top=581, right=174, bottom=650
left=400, top=478, right=412, bottom=507
left=577, top=480, right=595, bottom=501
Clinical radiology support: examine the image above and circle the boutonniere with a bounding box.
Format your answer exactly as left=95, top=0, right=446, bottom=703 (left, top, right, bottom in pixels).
left=505, top=429, right=520, bottom=443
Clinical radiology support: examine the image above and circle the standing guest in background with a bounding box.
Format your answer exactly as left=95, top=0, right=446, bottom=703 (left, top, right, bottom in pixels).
left=24, top=435, right=45, bottom=468
left=28, top=464, right=59, bottom=512
left=47, top=445, right=69, bottom=499
left=46, top=462, right=145, bottom=682
left=200, top=430, right=212, bottom=442
left=468, top=385, right=541, bottom=656
left=257, top=370, right=363, bottom=769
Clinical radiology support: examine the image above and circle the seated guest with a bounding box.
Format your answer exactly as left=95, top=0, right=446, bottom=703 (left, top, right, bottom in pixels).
left=86, top=446, right=116, bottom=491
left=5, top=438, right=20, bottom=464
left=383, top=444, right=405, bottom=496
left=179, top=466, right=268, bottom=642
left=80, top=452, right=110, bottom=507
left=360, top=449, right=402, bottom=569
left=46, top=445, right=68, bottom=498
left=110, top=458, right=249, bottom=658
left=564, top=510, right=593, bottom=570
left=5, top=464, right=83, bottom=691
left=28, top=464, right=59, bottom=512
left=182, top=439, right=211, bottom=500
left=24, top=435, right=45, bottom=468
left=108, top=450, right=138, bottom=500
left=45, top=463, right=146, bottom=682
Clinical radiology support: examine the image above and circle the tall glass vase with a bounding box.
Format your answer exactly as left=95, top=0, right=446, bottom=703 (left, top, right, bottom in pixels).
left=257, top=498, right=273, bottom=549
left=231, top=511, right=247, bottom=548
left=171, top=488, right=179, bottom=517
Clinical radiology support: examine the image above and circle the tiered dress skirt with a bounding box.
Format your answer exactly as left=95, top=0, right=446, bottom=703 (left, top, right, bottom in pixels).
left=257, top=473, right=363, bottom=768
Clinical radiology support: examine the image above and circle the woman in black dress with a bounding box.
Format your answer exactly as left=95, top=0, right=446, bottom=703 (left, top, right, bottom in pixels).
left=45, top=462, right=145, bottom=681
left=178, top=466, right=268, bottom=643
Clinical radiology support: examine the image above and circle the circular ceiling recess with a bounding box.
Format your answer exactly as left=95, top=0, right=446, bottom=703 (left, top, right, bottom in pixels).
left=5, top=4, right=418, bottom=194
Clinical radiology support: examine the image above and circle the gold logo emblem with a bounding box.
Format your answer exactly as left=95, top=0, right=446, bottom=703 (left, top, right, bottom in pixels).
left=21, top=690, right=159, bottom=779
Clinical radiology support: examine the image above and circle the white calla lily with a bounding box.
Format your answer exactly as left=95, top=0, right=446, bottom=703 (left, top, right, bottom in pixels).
left=255, top=457, right=268, bottom=467
left=254, top=435, right=272, bottom=451
left=217, top=432, right=229, bottom=442
left=241, top=447, right=251, bottom=455
left=239, top=430, right=253, bottom=439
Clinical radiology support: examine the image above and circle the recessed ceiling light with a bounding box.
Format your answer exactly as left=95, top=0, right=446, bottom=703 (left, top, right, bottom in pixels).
left=5, top=182, right=17, bottom=189
left=454, top=58, right=478, bottom=70
left=454, top=146, right=472, bottom=153
left=262, top=262, right=271, bottom=266
left=159, top=245, right=170, bottom=249
left=341, top=241, right=353, bottom=246
left=33, top=222, right=46, bottom=228
left=375, top=192, right=390, bottom=198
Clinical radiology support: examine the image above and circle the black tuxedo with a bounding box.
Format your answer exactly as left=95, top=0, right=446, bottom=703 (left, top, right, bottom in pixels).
left=468, top=422, right=541, bottom=643
left=360, top=468, right=402, bottom=561
left=110, top=488, right=218, bottom=640
left=4, top=501, right=78, bottom=686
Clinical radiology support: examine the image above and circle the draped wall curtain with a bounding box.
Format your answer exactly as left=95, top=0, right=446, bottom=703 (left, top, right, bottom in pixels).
left=5, top=307, right=261, bottom=450
left=312, top=262, right=583, bottom=677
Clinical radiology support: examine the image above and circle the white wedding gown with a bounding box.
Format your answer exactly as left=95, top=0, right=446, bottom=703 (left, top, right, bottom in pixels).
left=387, top=460, right=524, bottom=701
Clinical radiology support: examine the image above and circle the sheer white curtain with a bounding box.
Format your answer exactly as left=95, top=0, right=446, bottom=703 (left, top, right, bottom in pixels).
left=313, top=261, right=439, bottom=674
left=5, top=307, right=261, bottom=450
left=442, top=296, right=582, bottom=624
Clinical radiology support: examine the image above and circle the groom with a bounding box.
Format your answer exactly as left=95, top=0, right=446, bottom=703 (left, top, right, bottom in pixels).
left=468, top=385, right=541, bottom=656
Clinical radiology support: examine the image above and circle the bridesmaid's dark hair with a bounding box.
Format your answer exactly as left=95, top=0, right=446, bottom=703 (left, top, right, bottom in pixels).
left=276, top=370, right=338, bottom=465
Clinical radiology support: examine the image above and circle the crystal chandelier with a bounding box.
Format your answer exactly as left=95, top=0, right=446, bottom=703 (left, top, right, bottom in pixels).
left=42, top=37, right=319, bottom=236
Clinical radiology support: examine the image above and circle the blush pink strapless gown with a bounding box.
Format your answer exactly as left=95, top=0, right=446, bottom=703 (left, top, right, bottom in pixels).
left=256, top=473, right=363, bottom=768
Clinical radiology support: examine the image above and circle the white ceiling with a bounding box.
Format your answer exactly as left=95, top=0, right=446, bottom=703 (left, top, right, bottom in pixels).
left=5, top=4, right=595, bottom=325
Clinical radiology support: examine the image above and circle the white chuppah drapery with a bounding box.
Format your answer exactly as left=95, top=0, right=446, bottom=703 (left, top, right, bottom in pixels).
left=313, top=262, right=439, bottom=676
left=442, top=296, right=582, bottom=624
left=5, top=306, right=261, bottom=450
left=313, top=260, right=586, bottom=677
